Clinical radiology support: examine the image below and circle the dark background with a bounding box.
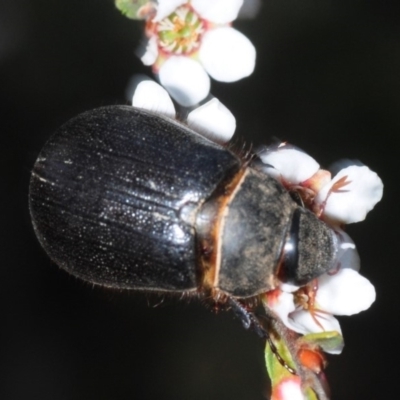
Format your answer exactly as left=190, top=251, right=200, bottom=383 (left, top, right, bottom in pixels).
left=1, top=1, right=398, bottom=399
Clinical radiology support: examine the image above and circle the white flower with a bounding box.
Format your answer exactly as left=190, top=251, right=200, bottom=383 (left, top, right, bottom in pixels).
left=131, top=79, right=236, bottom=143
left=314, top=165, right=383, bottom=224
left=260, top=144, right=380, bottom=354
left=259, top=144, right=320, bottom=186
left=274, top=378, right=305, bottom=400
left=258, top=144, right=383, bottom=225
left=131, top=77, right=176, bottom=118
left=238, top=0, right=262, bottom=19
left=140, top=0, right=256, bottom=106
left=334, top=228, right=360, bottom=272
left=186, top=98, right=236, bottom=143
left=265, top=230, right=375, bottom=354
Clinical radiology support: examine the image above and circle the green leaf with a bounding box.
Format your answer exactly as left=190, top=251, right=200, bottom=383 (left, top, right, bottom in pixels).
left=115, top=0, right=154, bottom=20
left=300, top=331, right=344, bottom=353
left=304, top=386, right=319, bottom=400
left=265, top=336, right=296, bottom=385
left=265, top=336, right=320, bottom=400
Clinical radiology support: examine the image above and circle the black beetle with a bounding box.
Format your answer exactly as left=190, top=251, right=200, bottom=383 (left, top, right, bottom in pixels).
left=29, top=106, right=338, bottom=302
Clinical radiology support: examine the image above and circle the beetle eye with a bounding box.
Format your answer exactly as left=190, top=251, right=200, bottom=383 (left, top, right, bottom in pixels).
left=279, top=208, right=301, bottom=283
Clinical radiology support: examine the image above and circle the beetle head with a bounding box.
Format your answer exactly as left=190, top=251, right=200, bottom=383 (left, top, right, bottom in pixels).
left=279, top=208, right=338, bottom=286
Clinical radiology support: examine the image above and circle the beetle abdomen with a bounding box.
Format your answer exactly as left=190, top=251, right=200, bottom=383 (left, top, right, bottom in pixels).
left=29, top=106, right=241, bottom=291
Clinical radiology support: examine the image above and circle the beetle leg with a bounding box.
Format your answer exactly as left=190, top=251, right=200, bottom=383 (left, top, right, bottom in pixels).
left=226, top=297, right=253, bottom=330
left=227, top=297, right=297, bottom=375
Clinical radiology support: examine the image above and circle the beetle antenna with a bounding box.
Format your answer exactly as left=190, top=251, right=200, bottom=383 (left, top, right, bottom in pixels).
left=226, top=297, right=296, bottom=375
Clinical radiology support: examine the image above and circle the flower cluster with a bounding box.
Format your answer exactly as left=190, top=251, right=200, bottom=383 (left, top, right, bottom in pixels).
left=259, top=143, right=383, bottom=348
left=117, top=0, right=256, bottom=106
left=259, top=144, right=383, bottom=399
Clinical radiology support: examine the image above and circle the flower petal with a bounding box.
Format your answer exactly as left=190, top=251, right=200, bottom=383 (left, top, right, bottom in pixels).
left=289, top=309, right=342, bottom=339
left=153, top=0, right=187, bottom=21
left=158, top=56, right=210, bottom=106
left=138, top=37, right=159, bottom=66
left=132, top=80, right=176, bottom=118
left=316, top=165, right=383, bottom=224
left=274, top=378, right=305, bottom=400
left=266, top=291, right=299, bottom=332
left=187, top=98, right=236, bottom=143
left=334, top=229, right=360, bottom=271
left=259, top=147, right=320, bottom=185
left=316, top=269, right=376, bottom=316
left=280, top=282, right=301, bottom=293
left=238, top=0, right=262, bottom=19
left=191, top=0, right=243, bottom=24
left=199, top=27, right=256, bottom=82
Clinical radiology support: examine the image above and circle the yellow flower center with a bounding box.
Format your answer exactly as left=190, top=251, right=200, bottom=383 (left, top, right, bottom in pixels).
left=157, top=6, right=204, bottom=55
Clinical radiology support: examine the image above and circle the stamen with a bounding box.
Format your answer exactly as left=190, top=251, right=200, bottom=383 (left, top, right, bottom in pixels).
left=294, top=280, right=328, bottom=331
left=157, top=5, right=204, bottom=55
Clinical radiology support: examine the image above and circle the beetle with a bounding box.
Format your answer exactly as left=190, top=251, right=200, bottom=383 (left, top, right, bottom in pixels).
left=29, top=105, right=338, bottom=326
